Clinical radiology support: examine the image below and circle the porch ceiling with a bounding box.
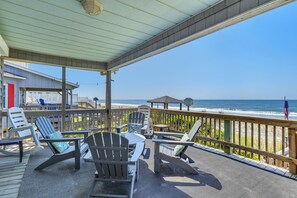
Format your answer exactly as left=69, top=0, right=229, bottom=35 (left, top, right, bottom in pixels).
left=0, top=0, right=294, bottom=71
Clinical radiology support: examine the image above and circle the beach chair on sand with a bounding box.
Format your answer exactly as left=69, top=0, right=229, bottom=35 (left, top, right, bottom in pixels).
left=138, top=105, right=154, bottom=137
left=34, top=116, right=89, bottom=170
left=85, top=132, right=144, bottom=198
left=116, top=112, right=146, bottom=135
left=152, top=120, right=202, bottom=174
left=0, top=107, right=43, bottom=155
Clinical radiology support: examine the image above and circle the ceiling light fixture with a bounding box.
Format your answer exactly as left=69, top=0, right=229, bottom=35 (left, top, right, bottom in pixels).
left=81, top=0, right=103, bottom=16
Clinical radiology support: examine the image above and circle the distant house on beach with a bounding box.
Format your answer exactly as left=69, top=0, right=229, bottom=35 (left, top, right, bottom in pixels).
left=3, top=61, right=79, bottom=109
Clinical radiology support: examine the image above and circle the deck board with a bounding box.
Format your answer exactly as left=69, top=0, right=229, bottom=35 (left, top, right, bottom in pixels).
left=0, top=154, right=29, bottom=198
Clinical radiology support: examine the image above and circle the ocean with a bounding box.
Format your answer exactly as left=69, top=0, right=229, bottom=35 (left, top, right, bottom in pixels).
left=99, top=99, right=297, bottom=120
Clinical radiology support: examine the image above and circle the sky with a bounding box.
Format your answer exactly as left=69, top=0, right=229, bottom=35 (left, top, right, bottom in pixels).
left=29, top=2, right=297, bottom=100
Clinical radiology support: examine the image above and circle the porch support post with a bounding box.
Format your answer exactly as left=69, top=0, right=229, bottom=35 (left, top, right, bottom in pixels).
left=224, top=120, right=232, bottom=154
left=0, top=57, right=4, bottom=138
left=105, top=71, right=111, bottom=131
left=61, top=66, right=66, bottom=131
left=288, top=128, right=297, bottom=174
left=70, top=89, right=73, bottom=108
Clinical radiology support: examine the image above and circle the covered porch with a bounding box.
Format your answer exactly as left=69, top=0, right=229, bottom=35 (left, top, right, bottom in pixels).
left=0, top=0, right=297, bottom=197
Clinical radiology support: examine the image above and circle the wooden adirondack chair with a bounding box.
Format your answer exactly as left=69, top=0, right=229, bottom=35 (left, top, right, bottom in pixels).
left=0, top=107, right=43, bottom=155
left=85, top=132, right=144, bottom=198
left=152, top=120, right=202, bottom=174
left=116, top=112, right=145, bottom=135
left=138, top=105, right=153, bottom=137
left=34, top=116, right=89, bottom=170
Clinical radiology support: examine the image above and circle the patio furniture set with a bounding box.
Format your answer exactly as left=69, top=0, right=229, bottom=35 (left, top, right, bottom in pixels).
left=0, top=106, right=202, bottom=197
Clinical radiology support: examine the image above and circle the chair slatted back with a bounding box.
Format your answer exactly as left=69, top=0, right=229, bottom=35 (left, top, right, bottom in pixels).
left=35, top=116, right=57, bottom=153
left=128, top=112, right=145, bottom=125
left=8, top=107, right=29, bottom=129
left=138, top=105, right=151, bottom=132
left=8, top=107, right=31, bottom=137
left=85, top=133, right=129, bottom=180
left=180, top=120, right=202, bottom=155
left=138, top=105, right=150, bottom=125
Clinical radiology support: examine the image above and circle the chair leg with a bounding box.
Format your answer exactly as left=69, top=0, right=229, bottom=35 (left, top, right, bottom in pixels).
left=88, top=178, right=97, bottom=198
left=181, top=153, right=195, bottom=163
left=18, top=141, right=23, bottom=163
left=130, top=173, right=136, bottom=198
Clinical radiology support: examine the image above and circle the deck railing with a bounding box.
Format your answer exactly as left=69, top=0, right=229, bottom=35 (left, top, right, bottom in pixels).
left=2, top=107, right=297, bottom=174
left=151, top=108, right=297, bottom=174
left=2, top=108, right=137, bottom=133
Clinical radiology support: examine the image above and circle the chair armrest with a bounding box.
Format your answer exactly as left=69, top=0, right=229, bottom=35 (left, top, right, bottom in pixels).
left=40, top=137, right=81, bottom=143
left=62, top=130, right=90, bottom=139
left=62, top=130, right=90, bottom=134
left=141, top=125, right=148, bottom=130
left=9, top=125, right=34, bottom=132
left=152, top=138, right=194, bottom=146
left=130, top=142, right=145, bottom=163
left=116, top=124, right=128, bottom=129
left=154, top=132, right=184, bottom=138
left=116, top=124, right=128, bottom=133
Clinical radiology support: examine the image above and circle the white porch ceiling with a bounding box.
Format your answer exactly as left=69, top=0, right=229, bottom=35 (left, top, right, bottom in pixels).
left=0, top=0, right=222, bottom=62
left=0, top=0, right=294, bottom=71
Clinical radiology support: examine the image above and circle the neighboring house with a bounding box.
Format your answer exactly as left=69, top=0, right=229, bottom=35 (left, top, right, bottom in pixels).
left=3, top=62, right=79, bottom=109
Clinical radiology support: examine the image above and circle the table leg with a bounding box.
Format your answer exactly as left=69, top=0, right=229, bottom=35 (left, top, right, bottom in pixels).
left=154, top=142, right=160, bottom=174
left=19, top=141, right=23, bottom=163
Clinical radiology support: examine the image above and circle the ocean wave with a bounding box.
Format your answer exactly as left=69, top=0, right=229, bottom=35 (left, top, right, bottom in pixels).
left=109, top=102, right=297, bottom=119
left=158, top=106, right=297, bottom=119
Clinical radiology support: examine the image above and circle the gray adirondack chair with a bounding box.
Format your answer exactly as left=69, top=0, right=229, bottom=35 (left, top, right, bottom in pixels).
left=85, top=132, right=144, bottom=198
left=116, top=112, right=145, bottom=135
left=152, top=120, right=202, bottom=174
left=138, top=105, right=153, bottom=137
left=0, top=107, right=43, bottom=155
left=35, top=116, right=89, bottom=170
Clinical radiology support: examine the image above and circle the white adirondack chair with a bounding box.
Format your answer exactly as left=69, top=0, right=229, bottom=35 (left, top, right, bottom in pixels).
left=138, top=105, right=153, bottom=137
left=0, top=107, right=43, bottom=155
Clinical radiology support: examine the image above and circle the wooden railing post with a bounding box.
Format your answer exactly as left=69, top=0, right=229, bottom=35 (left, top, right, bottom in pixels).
left=224, top=120, right=232, bottom=154
left=288, top=128, right=297, bottom=174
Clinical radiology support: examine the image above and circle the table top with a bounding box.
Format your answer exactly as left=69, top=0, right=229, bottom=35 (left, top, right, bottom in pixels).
left=124, top=133, right=145, bottom=145
left=83, top=133, right=145, bottom=161
left=154, top=124, right=168, bottom=128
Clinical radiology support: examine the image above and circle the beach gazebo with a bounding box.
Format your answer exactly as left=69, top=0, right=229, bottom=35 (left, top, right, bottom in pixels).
left=148, top=96, right=183, bottom=110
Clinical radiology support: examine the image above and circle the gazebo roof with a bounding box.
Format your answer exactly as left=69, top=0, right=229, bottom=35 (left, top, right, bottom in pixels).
left=147, top=96, right=183, bottom=104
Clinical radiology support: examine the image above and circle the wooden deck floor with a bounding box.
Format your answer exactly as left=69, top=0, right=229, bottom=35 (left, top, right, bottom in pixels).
left=0, top=147, right=30, bottom=198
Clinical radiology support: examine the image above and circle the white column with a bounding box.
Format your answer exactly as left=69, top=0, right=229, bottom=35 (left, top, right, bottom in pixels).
left=61, top=66, right=66, bottom=131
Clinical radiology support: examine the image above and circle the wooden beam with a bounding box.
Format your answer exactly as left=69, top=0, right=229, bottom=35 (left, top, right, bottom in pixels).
left=7, top=48, right=107, bottom=71
left=0, top=35, right=9, bottom=57
left=108, top=0, right=293, bottom=70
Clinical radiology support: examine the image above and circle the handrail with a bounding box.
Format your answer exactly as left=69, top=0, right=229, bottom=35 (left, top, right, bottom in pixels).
left=150, top=108, right=297, bottom=174
left=151, top=108, right=297, bottom=128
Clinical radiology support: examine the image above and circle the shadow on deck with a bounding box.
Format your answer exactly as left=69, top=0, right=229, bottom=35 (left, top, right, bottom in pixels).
left=18, top=140, right=297, bottom=198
